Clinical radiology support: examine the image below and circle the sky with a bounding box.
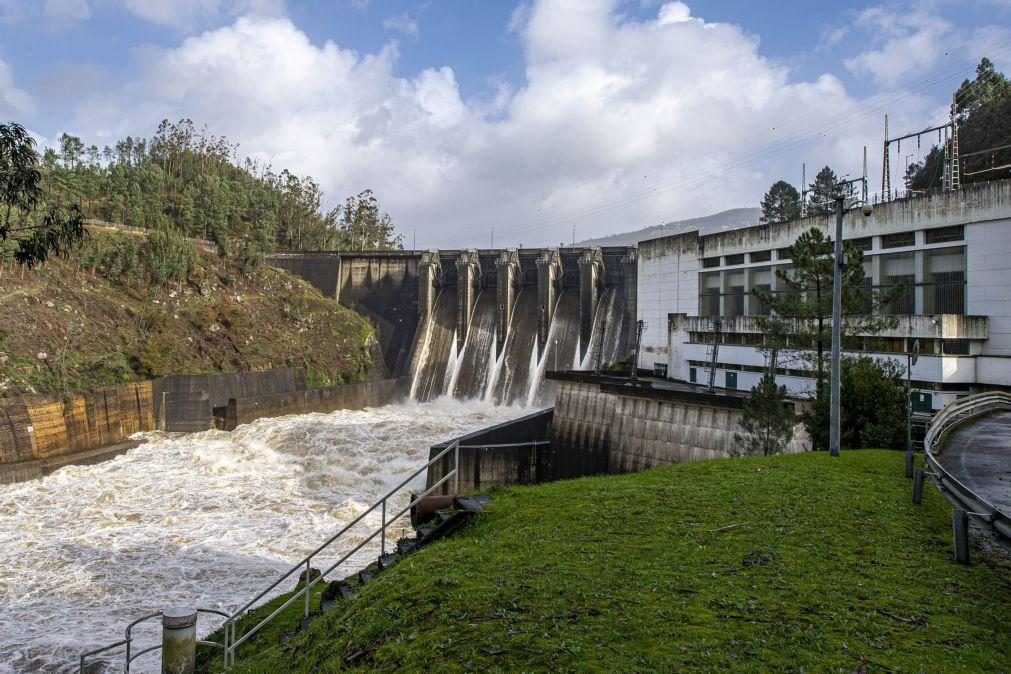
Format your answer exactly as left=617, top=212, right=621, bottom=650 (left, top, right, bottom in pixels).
left=1, top=0, right=1009, bottom=248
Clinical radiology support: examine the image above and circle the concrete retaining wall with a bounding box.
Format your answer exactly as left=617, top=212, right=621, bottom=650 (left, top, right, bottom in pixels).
left=0, top=381, right=155, bottom=483
left=427, top=409, right=553, bottom=493
left=553, top=377, right=808, bottom=473
left=224, top=378, right=408, bottom=430
left=153, top=368, right=307, bottom=429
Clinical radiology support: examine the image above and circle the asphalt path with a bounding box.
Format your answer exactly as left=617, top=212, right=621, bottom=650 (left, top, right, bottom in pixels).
left=938, top=412, right=1011, bottom=515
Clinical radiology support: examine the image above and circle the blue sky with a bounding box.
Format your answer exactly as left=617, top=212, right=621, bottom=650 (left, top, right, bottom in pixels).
left=1, top=0, right=1009, bottom=246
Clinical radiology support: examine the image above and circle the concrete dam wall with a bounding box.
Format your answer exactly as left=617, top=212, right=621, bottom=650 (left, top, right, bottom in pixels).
left=268, top=246, right=638, bottom=406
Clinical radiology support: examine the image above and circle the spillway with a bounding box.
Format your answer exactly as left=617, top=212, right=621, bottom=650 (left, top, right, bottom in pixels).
left=411, top=286, right=459, bottom=402
left=528, top=289, right=581, bottom=406
left=451, top=290, right=498, bottom=400
left=580, top=287, right=627, bottom=371
left=491, top=288, right=539, bottom=406
left=0, top=401, right=521, bottom=673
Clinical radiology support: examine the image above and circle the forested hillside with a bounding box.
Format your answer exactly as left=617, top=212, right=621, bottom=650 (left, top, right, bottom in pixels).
left=35, top=119, right=402, bottom=261
left=0, top=229, right=381, bottom=398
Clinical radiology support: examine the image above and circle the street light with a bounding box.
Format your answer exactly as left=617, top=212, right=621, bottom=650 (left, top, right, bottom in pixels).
left=905, top=339, right=920, bottom=477
left=829, top=180, right=872, bottom=457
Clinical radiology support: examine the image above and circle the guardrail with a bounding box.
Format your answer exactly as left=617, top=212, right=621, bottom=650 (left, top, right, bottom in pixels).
left=78, top=608, right=230, bottom=672
left=79, top=440, right=461, bottom=671
left=918, top=391, right=1011, bottom=553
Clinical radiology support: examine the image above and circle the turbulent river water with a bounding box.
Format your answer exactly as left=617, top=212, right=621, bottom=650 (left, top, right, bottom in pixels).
left=0, top=399, right=525, bottom=673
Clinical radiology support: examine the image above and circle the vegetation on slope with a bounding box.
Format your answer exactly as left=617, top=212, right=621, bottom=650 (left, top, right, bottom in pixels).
left=210, top=450, right=1010, bottom=673
left=0, top=229, right=379, bottom=397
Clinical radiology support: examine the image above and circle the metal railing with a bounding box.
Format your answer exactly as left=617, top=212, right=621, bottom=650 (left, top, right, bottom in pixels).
left=79, top=608, right=230, bottom=673
left=921, top=391, right=1011, bottom=541
left=79, top=440, right=460, bottom=671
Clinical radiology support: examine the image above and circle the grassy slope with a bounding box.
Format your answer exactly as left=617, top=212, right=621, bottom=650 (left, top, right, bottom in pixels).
left=0, top=232, right=379, bottom=396
left=218, top=451, right=1010, bottom=673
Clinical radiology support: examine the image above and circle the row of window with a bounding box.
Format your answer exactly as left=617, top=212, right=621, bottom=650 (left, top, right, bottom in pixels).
left=686, top=332, right=972, bottom=355
left=699, top=247, right=966, bottom=317
left=699, top=225, right=964, bottom=269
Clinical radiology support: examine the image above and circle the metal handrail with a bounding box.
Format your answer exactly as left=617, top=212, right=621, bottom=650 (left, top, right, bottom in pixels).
left=922, top=391, right=1011, bottom=541
left=78, top=440, right=461, bottom=671
left=79, top=608, right=231, bottom=673
left=221, top=439, right=461, bottom=665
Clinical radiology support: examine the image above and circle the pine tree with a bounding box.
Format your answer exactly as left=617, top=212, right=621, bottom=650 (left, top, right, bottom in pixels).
left=734, top=372, right=795, bottom=456
left=760, top=180, right=801, bottom=224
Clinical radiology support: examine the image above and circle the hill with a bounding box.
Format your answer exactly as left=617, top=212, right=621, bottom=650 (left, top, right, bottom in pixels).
left=212, top=450, right=1010, bottom=672
left=578, top=207, right=761, bottom=246
left=0, top=228, right=380, bottom=397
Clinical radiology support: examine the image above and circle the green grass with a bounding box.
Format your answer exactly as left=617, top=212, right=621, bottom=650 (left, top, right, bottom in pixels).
left=208, top=451, right=1011, bottom=673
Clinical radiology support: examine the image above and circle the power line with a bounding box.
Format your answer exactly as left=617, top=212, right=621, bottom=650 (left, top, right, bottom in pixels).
left=498, top=47, right=1011, bottom=240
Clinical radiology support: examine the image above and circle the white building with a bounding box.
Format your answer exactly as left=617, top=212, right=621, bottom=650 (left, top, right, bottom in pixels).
left=635, top=180, right=1011, bottom=412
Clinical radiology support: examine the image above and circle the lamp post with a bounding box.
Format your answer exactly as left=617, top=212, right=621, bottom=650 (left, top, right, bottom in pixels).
left=905, top=339, right=920, bottom=477
left=829, top=178, right=872, bottom=457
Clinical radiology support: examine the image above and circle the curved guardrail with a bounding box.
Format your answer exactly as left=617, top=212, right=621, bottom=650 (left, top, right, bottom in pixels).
left=921, top=391, right=1011, bottom=542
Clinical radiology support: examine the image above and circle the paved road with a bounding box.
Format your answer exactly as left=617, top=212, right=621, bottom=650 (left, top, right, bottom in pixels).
left=938, top=412, right=1011, bottom=515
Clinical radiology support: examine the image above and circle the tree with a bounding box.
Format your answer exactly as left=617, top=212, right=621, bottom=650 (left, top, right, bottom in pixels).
left=734, top=372, right=796, bottom=456
left=336, top=189, right=403, bottom=251
left=1, top=122, right=85, bottom=267
left=906, top=57, right=1010, bottom=189
left=804, top=356, right=906, bottom=451
left=806, top=166, right=854, bottom=216
left=760, top=180, right=801, bottom=224
left=751, top=227, right=902, bottom=402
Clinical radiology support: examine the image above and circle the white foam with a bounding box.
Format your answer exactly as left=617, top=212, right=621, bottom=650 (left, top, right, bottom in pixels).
left=0, top=400, right=521, bottom=673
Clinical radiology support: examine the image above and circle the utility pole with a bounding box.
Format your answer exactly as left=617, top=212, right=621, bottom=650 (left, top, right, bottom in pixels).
left=572, top=225, right=576, bottom=247
left=800, top=163, right=807, bottom=217
left=905, top=340, right=919, bottom=477
left=829, top=190, right=845, bottom=457
left=491, top=226, right=494, bottom=249
left=631, top=320, right=646, bottom=380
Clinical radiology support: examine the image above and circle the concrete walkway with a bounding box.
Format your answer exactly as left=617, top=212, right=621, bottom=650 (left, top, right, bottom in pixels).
left=938, top=412, right=1011, bottom=515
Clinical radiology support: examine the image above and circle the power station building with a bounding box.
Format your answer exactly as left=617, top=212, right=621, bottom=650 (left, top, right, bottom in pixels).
left=635, top=180, right=1011, bottom=412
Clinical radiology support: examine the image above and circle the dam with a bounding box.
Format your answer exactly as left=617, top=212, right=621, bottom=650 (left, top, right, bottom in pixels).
left=268, top=246, right=638, bottom=406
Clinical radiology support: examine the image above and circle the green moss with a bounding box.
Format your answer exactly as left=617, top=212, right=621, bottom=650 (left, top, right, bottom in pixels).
left=211, top=451, right=1010, bottom=673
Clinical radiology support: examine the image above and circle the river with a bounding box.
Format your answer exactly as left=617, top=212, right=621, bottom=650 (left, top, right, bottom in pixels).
left=0, top=399, right=524, bottom=673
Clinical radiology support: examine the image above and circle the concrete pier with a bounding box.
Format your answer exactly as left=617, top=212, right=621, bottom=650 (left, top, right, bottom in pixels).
left=455, top=250, right=482, bottom=349
left=536, top=249, right=562, bottom=348
left=579, top=248, right=605, bottom=359
left=496, top=250, right=521, bottom=348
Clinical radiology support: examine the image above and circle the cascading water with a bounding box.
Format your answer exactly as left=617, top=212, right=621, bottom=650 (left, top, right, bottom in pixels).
left=491, top=289, right=539, bottom=406
left=580, top=287, right=626, bottom=371
left=527, top=289, right=581, bottom=406
left=411, top=286, right=459, bottom=402
left=451, top=290, right=498, bottom=400
left=0, top=401, right=521, bottom=673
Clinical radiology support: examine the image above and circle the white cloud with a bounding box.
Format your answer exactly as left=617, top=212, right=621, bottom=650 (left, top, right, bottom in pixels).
left=0, top=57, right=33, bottom=118
left=67, top=1, right=922, bottom=246
left=382, top=12, right=418, bottom=37
left=43, top=0, right=90, bottom=22
left=843, top=6, right=953, bottom=87
left=122, top=0, right=284, bottom=29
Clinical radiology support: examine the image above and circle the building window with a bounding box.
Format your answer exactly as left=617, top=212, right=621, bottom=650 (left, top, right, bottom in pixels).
left=699, top=271, right=721, bottom=316
left=942, top=339, right=970, bottom=355
left=881, top=232, right=915, bottom=249
left=925, top=225, right=964, bottom=244
left=749, top=267, right=772, bottom=316
left=848, top=236, right=873, bottom=251
left=689, top=367, right=697, bottom=383
left=724, top=253, right=745, bottom=266
left=723, top=270, right=745, bottom=317
left=924, top=247, right=965, bottom=314
left=750, top=250, right=772, bottom=263
left=653, top=363, right=668, bottom=378
left=776, top=247, right=792, bottom=260
left=881, top=252, right=915, bottom=313
left=702, top=256, right=720, bottom=269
